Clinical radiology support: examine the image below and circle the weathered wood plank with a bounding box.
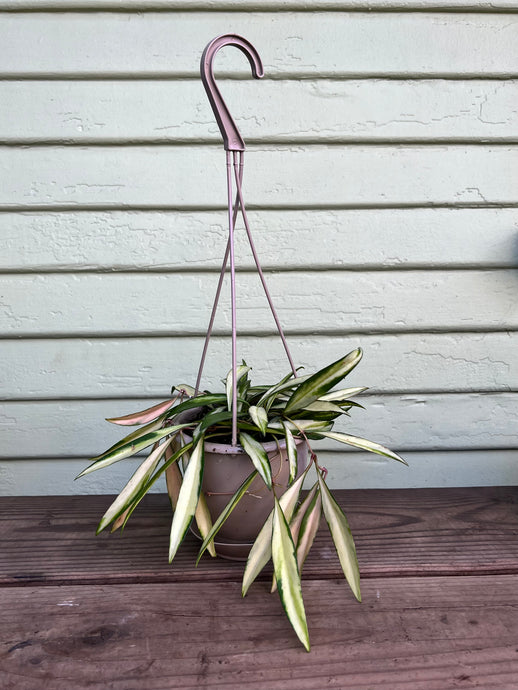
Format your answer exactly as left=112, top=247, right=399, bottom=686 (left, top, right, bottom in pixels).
left=2, top=450, right=518, bottom=494
left=2, top=393, right=517, bottom=458
left=3, top=208, right=518, bottom=271
left=1, top=488, right=517, bottom=584
left=2, top=333, right=515, bottom=399
left=2, top=145, right=517, bottom=209
left=2, top=575, right=518, bottom=689
left=2, top=13, right=517, bottom=77
left=2, top=270, right=517, bottom=336
left=2, top=80, right=517, bottom=143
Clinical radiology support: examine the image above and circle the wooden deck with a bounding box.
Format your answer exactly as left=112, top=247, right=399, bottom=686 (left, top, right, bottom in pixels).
left=1, top=487, right=518, bottom=689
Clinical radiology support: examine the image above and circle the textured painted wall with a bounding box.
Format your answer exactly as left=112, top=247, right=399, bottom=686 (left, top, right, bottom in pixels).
left=1, top=1, right=517, bottom=494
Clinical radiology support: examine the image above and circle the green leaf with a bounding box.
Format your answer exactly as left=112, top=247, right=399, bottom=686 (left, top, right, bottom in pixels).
left=97, top=436, right=175, bottom=533
left=257, top=373, right=311, bottom=410
left=319, top=431, right=408, bottom=465
left=272, top=497, right=310, bottom=651
left=318, top=473, right=361, bottom=602
left=169, top=437, right=205, bottom=563
left=319, top=386, right=368, bottom=402
left=296, top=489, right=322, bottom=575
left=106, top=397, right=179, bottom=426
left=226, top=364, right=251, bottom=411
left=284, top=349, right=363, bottom=415
left=242, top=467, right=309, bottom=597
left=249, top=406, right=268, bottom=435
left=113, top=440, right=194, bottom=533
left=302, top=401, right=343, bottom=415
left=239, top=432, right=272, bottom=489
left=271, top=482, right=319, bottom=594
left=76, top=423, right=192, bottom=478
left=172, top=384, right=196, bottom=397
left=164, top=393, right=227, bottom=421
left=282, top=422, right=298, bottom=483
left=196, top=470, right=258, bottom=564
left=193, top=409, right=233, bottom=441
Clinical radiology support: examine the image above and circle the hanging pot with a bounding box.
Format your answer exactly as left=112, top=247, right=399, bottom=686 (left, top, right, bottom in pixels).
left=190, top=436, right=308, bottom=560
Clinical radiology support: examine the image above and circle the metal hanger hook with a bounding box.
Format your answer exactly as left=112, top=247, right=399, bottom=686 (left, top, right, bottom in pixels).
left=201, top=34, right=264, bottom=152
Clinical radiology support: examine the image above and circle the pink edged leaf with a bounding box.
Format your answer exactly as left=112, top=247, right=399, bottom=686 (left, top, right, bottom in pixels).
left=106, top=397, right=179, bottom=426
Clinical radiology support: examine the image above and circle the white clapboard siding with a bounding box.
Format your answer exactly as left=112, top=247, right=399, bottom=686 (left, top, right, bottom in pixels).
left=2, top=394, right=517, bottom=458
left=2, top=146, right=517, bottom=209
left=3, top=209, right=518, bottom=271
left=2, top=4, right=516, bottom=494
left=2, top=80, right=517, bottom=144
left=2, top=450, right=518, bottom=497
left=1, top=333, right=516, bottom=400
left=2, top=271, right=517, bottom=336
left=2, top=14, right=518, bottom=77
left=3, top=1, right=518, bottom=9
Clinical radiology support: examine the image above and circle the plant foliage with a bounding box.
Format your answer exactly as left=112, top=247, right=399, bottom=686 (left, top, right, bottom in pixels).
left=78, top=348, right=406, bottom=649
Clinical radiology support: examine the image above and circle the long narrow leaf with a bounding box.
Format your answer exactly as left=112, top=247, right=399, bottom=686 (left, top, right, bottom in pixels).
left=271, top=482, right=318, bottom=594
left=249, top=406, right=268, bottom=435
left=239, top=432, right=272, bottom=489
left=296, top=490, right=322, bottom=575
left=282, top=422, right=298, bottom=484
left=272, top=497, right=310, bottom=651
left=166, top=454, right=216, bottom=558
left=226, top=364, right=251, bottom=411
left=112, top=440, right=194, bottom=534
left=242, top=467, right=309, bottom=597
left=319, top=431, right=408, bottom=465
left=319, top=386, right=368, bottom=402
left=284, top=349, right=362, bottom=415
left=196, top=470, right=258, bottom=564
left=106, top=397, right=179, bottom=426
left=76, top=423, right=191, bottom=478
left=96, top=436, right=175, bottom=534
left=318, top=473, right=361, bottom=602
left=169, top=437, right=205, bottom=563
left=257, top=373, right=312, bottom=410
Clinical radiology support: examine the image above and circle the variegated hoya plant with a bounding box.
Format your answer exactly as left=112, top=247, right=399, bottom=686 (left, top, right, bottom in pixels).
left=78, top=347, right=406, bottom=650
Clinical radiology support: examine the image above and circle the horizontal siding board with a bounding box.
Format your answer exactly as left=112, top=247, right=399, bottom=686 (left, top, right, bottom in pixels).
left=1, top=146, right=517, bottom=208
left=3, top=1, right=518, bottom=10
left=2, top=450, right=517, bottom=496
left=2, top=393, right=517, bottom=457
left=1, top=333, right=516, bottom=399
left=2, top=13, right=518, bottom=77
left=2, top=208, right=518, bottom=271
left=2, top=271, right=517, bottom=335
left=2, top=80, right=517, bottom=144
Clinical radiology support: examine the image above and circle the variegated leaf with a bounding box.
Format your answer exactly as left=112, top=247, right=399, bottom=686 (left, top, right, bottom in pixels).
left=226, top=363, right=251, bottom=411
left=76, top=423, right=192, bottom=478
left=282, top=421, right=298, bottom=483
left=249, top=406, right=268, bottom=435
left=296, top=490, right=322, bottom=575
left=169, top=437, right=205, bottom=563
left=319, top=386, right=368, bottom=402
left=271, top=482, right=319, bottom=594
left=320, top=431, right=407, bottom=465
left=239, top=432, right=272, bottom=489
left=96, top=436, right=175, bottom=533
left=272, top=497, right=310, bottom=651
left=318, top=473, right=361, bottom=602
left=106, top=397, right=179, bottom=426
left=242, top=467, right=309, bottom=597
left=196, top=470, right=258, bottom=564
left=284, top=349, right=363, bottom=415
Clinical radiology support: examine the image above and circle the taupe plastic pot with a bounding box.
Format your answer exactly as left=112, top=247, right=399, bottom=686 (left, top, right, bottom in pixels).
left=196, top=436, right=308, bottom=560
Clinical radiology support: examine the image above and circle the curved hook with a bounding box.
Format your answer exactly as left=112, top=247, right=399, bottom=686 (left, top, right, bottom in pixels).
left=201, top=34, right=264, bottom=152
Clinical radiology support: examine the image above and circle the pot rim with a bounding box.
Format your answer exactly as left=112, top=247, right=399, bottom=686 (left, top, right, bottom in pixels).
left=184, top=434, right=305, bottom=455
